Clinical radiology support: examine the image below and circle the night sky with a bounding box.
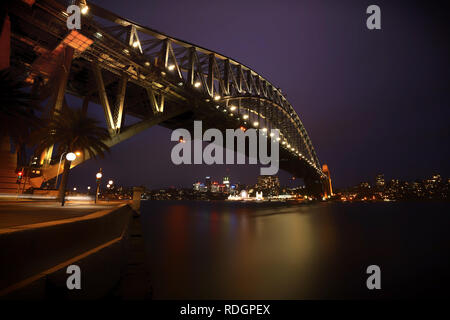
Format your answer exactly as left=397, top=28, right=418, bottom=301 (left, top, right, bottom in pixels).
left=67, top=0, right=449, bottom=190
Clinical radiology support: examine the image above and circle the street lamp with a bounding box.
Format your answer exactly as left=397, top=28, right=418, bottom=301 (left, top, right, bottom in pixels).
left=60, top=152, right=78, bottom=206
left=55, top=151, right=80, bottom=189
left=66, top=152, right=76, bottom=161
left=95, top=169, right=102, bottom=204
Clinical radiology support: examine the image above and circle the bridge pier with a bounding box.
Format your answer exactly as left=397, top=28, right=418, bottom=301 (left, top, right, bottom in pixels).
left=39, top=45, right=74, bottom=166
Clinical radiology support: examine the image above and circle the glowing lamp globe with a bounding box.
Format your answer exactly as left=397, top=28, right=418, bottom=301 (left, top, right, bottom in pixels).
left=66, top=152, right=76, bottom=161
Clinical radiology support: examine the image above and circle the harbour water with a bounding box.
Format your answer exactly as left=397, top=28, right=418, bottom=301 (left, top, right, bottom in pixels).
left=140, top=201, right=450, bottom=299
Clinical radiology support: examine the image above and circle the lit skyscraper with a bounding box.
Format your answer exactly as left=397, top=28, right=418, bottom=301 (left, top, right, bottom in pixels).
left=205, top=176, right=211, bottom=191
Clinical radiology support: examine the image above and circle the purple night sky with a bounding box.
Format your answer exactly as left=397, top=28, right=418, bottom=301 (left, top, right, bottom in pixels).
left=67, top=0, right=449, bottom=190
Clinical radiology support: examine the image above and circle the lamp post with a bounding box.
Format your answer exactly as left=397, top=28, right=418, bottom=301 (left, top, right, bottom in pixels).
left=60, top=152, right=77, bottom=206
left=54, top=151, right=68, bottom=189
left=55, top=151, right=81, bottom=189
left=95, top=169, right=102, bottom=204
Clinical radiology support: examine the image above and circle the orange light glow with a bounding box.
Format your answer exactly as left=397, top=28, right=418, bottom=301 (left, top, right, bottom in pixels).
left=62, top=30, right=93, bottom=52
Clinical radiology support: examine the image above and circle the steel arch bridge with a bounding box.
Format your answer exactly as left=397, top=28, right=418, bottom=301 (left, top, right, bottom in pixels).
left=6, top=0, right=328, bottom=194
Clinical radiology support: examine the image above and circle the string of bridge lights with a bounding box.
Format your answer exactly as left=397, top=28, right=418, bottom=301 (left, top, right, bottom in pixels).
left=161, top=66, right=320, bottom=172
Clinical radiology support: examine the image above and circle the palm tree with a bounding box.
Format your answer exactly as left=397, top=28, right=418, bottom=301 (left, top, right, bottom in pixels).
left=36, top=107, right=110, bottom=206
left=0, top=68, right=41, bottom=161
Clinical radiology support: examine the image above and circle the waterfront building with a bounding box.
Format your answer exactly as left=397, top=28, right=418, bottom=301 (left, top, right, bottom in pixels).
left=205, top=176, right=211, bottom=191
left=211, top=181, right=220, bottom=193
left=256, top=175, right=280, bottom=196
left=223, top=176, right=230, bottom=190
left=193, top=182, right=207, bottom=192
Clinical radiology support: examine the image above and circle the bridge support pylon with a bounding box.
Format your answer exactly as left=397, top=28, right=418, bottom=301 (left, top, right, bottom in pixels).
left=321, top=164, right=333, bottom=198
left=39, top=45, right=74, bottom=166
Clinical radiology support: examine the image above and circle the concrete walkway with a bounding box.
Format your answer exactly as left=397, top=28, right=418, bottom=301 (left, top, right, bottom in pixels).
left=0, top=200, right=127, bottom=229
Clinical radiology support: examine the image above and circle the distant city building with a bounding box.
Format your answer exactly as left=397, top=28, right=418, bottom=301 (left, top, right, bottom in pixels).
left=338, top=173, right=449, bottom=202
left=430, top=174, right=441, bottom=183
left=218, top=184, right=228, bottom=193
left=257, top=175, right=280, bottom=196
left=193, top=182, right=207, bottom=192
left=375, top=174, right=385, bottom=188
left=359, top=182, right=371, bottom=189
left=205, top=176, right=211, bottom=191
left=211, top=181, right=220, bottom=193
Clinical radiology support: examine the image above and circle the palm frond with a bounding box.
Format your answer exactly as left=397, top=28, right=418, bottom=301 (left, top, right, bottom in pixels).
left=35, top=107, right=110, bottom=159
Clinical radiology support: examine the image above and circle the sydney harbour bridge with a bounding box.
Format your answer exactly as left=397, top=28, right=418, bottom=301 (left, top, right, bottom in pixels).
left=5, top=0, right=332, bottom=195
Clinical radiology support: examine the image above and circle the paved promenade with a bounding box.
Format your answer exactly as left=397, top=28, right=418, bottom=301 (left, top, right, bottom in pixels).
left=0, top=200, right=127, bottom=229
left=0, top=199, right=138, bottom=299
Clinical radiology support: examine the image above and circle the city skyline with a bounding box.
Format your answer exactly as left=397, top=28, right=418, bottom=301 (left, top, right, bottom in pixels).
left=68, top=168, right=449, bottom=194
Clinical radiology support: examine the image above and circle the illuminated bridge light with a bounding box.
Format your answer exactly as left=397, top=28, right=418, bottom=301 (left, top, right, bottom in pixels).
left=262, top=127, right=267, bottom=132
left=276, top=137, right=281, bottom=141
left=168, top=64, right=175, bottom=71
left=253, top=121, right=259, bottom=127
left=229, top=105, right=236, bottom=111
left=270, top=132, right=274, bottom=137
left=214, top=95, right=221, bottom=101
left=81, top=5, right=89, bottom=15
left=145, top=61, right=150, bottom=66
left=194, top=81, right=201, bottom=88
left=243, top=114, right=249, bottom=119
left=132, top=40, right=140, bottom=48
left=63, top=30, right=93, bottom=52
left=282, top=141, right=286, bottom=145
